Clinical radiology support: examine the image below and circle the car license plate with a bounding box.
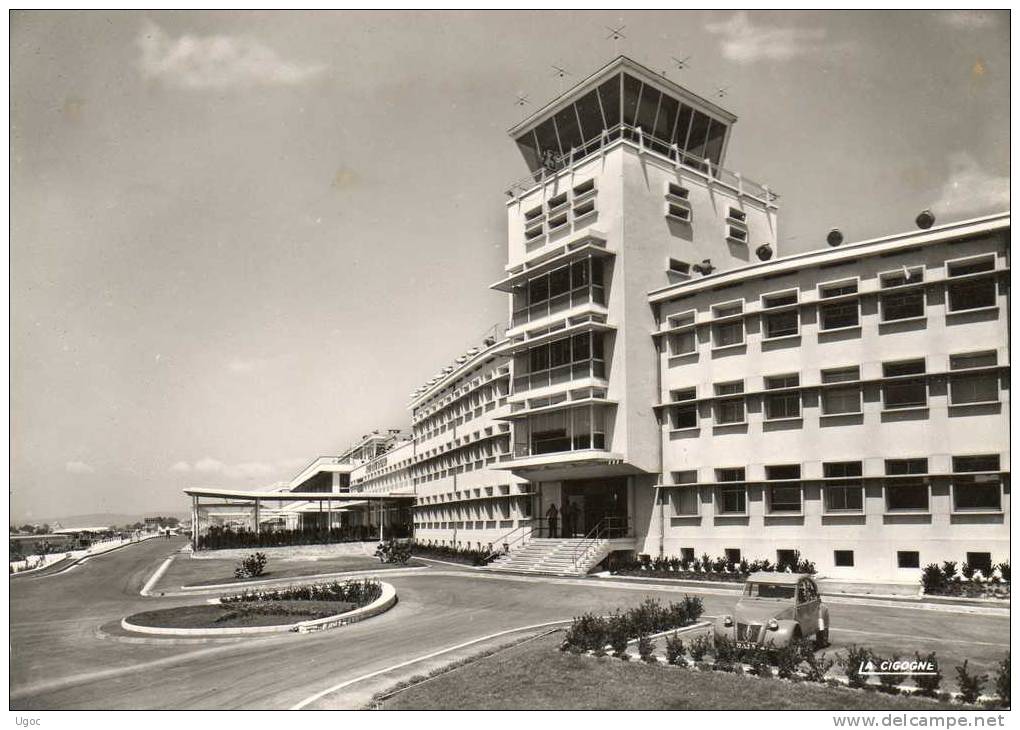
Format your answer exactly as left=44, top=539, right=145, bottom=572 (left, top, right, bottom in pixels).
left=735, top=641, right=758, bottom=650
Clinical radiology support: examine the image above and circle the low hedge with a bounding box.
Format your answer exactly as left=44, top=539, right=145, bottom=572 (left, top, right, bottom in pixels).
left=610, top=551, right=816, bottom=582
left=921, top=562, right=1010, bottom=599
left=561, top=596, right=705, bottom=654
left=410, top=543, right=493, bottom=566
left=220, top=577, right=383, bottom=608
left=197, top=525, right=410, bottom=550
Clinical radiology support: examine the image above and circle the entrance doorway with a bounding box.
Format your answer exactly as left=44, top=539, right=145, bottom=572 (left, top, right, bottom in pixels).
left=561, top=477, right=629, bottom=538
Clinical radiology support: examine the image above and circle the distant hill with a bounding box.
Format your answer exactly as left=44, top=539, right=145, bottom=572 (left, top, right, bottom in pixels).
left=12, top=512, right=190, bottom=529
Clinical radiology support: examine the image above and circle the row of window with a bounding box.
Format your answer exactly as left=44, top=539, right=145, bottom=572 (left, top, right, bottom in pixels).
left=676, top=547, right=998, bottom=573
left=665, top=254, right=1000, bottom=355
left=414, top=384, right=509, bottom=440
left=670, top=455, right=1004, bottom=516
left=666, top=350, right=1002, bottom=428
left=513, top=257, right=606, bottom=328
left=515, top=404, right=608, bottom=457
left=513, top=331, right=607, bottom=392
left=523, top=179, right=598, bottom=242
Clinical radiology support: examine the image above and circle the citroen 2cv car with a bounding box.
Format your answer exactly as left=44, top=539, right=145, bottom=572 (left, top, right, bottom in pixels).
left=714, top=572, right=830, bottom=649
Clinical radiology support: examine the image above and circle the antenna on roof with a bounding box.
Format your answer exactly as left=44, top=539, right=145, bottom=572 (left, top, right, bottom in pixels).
left=715, top=86, right=729, bottom=99
left=605, top=24, right=626, bottom=56
left=514, top=93, right=530, bottom=107
left=672, top=55, right=691, bottom=71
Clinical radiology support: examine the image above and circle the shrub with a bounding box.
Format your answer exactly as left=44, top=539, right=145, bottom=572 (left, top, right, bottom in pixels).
left=955, top=661, right=987, bottom=704
left=687, top=635, right=711, bottom=662
left=998, top=562, right=1010, bottom=583
left=638, top=635, right=656, bottom=663
left=840, top=645, right=872, bottom=689
left=712, top=635, right=737, bottom=672
left=374, top=540, right=411, bottom=565
left=683, top=595, right=704, bottom=623
left=607, top=613, right=630, bottom=658
left=961, top=562, right=976, bottom=581
left=746, top=646, right=772, bottom=678
left=665, top=632, right=686, bottom=666
left=774, top=642, right=802, bottom=680
left=913, top=651, right=942, bottom=697
left=563, top=612, right=608, bottom=653
left=800, top=644, right=834, bottom=683
left=922, top=563, right=946, bottom=594
left=876, top=656, right=902, bottom=694
left=221, top=577, right=382, bottom=608
left=942, top=561, right=958, bottom=583
left=233, top=552, right=267, bottom=579
left=994, top=653, right=1009, bottom=707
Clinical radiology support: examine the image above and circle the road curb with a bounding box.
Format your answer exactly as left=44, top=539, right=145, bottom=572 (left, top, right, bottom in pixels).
left=121, top=581, right=398, bottom=637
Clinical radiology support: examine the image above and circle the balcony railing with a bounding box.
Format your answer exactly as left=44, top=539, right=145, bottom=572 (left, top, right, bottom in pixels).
left=511, top=285, right=606, bottom=328
left=512, top=359, right=606, bottom=392
left=507, top=122, right=778, bottom=204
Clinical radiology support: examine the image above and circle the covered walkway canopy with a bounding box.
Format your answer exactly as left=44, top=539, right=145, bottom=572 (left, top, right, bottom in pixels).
left=183, top=487, right=415, bottom=550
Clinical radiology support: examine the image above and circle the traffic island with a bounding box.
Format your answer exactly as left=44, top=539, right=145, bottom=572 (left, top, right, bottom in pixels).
left=122, top=578, right=397, bottom=637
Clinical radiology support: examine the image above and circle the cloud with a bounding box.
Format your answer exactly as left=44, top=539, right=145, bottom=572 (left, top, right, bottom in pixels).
left=137, top=21, right=325, bottom=89
left=932, top=153, right=1009, bottom=218
left=705, top=12, right=830, bottom=63
left=937, top=11, right=1001, bottom=30
left=176, top=457, right=302, bottom=480
left=66, top=460, right=95, bottom=474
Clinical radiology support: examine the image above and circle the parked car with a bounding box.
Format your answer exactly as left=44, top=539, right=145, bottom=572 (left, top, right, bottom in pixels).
left=713, top=572, right=830, bottom=649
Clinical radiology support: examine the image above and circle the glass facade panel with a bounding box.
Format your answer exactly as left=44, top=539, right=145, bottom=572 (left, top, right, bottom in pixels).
left=574, top=89, right=605, bottom=143
left=515, top=130, right=541, bottom=173
left=622, top=74, right=642, bottom=126
left=704, top=119, right=727, bottom=164
left=636, top=84, right=661, bottom=132
left=533, top=118, right=561, bottom=161
left=597, top=75, right=621, bottom=129
left=654, top=94, right=679, bottom=142
left=673, top=104, right=694, bottom=148
left=685, top=111, right=711, bottom=158
left=553, top=106, right=583, bottom=155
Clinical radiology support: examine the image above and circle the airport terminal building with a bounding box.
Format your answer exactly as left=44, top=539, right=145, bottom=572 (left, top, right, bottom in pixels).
left=188, top=56, right=1009, bottom=582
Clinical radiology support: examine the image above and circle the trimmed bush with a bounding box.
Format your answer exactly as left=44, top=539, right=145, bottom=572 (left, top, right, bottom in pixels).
left=876, top=655, right=902, bottom=694
left=955, top=660, right=987, bottom=704
left=913, top=651, right=942, bottom=697
left=665, top=632, right=686, bottom=666
left=994, top=653, right=1009, bottom=707
left=637, top=635, right=655, bottom=663
left=687, top=635, right=710, bottom=662
left=220, top=577, right=382, bottom=608
left=800, top=644, right=834, bottom=683
left=840, top=645, right=872, bottom=689
left=233, top=552, right=267, bottom=579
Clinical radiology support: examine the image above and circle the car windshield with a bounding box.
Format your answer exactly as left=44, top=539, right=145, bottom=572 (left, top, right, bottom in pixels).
left=743, top=583, right=796, bottom=599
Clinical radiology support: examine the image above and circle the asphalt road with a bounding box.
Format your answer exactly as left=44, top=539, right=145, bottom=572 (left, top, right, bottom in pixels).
left=9, top=539, right=1010, bottom=710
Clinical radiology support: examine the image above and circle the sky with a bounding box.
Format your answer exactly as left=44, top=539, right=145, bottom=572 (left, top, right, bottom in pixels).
left=10, top=10, right=1009, bottom=521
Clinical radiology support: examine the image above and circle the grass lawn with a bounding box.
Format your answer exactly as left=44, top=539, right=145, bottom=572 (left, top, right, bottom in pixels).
left=126, top=600, right=353, bottom=629
left=161, top=554, right=422, bottom=589
left=382, top=634, right=968, bottom=711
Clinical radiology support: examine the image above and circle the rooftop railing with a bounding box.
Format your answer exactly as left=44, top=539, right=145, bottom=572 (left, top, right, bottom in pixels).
left=506, top=123, right=778, bottom=205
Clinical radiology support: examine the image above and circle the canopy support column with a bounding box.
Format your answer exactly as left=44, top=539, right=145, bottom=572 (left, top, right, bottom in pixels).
left=191, top=496, right=199, bottom=551
left=254, top=498, right=261, bottom=536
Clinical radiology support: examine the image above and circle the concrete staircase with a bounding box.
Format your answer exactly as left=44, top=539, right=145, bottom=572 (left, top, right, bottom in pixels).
left=486, top=537, right=610, bottom=576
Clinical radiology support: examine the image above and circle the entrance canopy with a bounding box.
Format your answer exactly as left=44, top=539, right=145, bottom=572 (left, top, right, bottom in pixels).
left=183, top=487, right=414, bottom=502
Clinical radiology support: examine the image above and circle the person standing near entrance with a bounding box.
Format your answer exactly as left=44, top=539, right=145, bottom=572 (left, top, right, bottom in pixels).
left=568, top=501, right=582, bottom=538
left=545, top=503, right=559, bottom=538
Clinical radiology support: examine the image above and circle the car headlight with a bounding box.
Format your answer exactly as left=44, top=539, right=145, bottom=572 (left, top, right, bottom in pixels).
left=723, top=615, right=733, bottom=627
left=767, top=619, right=779, bottom=631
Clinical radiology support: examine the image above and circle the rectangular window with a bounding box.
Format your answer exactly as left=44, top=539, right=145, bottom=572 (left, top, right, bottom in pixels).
left=882, top=359, right=927, bottom=410
left=727, top=207, right=747, bottom=224
left=886, top=458, right=928, bottom=475
left=718, top=486, right=747, bottom=515
left=764, top=310, right=799, bottom=339
left=672, top=488, right=699, bottom=516
left=819, top=301, right=859, bottom=330
left=766, top=464, right=801, bottom=480
left=886, top=482, right=929, bottom=512
left=716, top=400, right=744, bottom=424
left=680, top=547, right=695, bottom=562
left=834, top=550, right=855, bottom=567
left=880, top=267, right=924, bottom=288
left=952, top=455, right=1001, bottom=512
left=820, top=366, right=861, bottom=415
left=665, top=201, right=692, bottom=222
left=824, top=461, right=863, bottom=512
left=768, top=485, right=802, bottom=513
left=726, top=225, right=748, bottom=243
left=668, top=258, right=691, bottom=276
left=764, top=374, right=801, bottom=420
left=966, top=552, right=993, bottom=576
left=713, top=320, right=744, bottom=348
left=671, top=404, right=698, bottom=430
left=897, top=551, right=920, bottom=569
left=666, top=181, right=690, bottom=200
left=947, top=255, right=997, bottom=312
left=776, top=550, right=798, bottom=570
left=668, top=330, right=696, bottom=357
left=725, top=548, right=742, bottom=563
left=949, top=351, right=999, bottom=405
left=881, top=290, right=925, bottom=321
left=717, top=467, right=745, bottom=482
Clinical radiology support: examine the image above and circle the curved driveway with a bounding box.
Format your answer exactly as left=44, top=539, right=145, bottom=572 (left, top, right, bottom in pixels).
left=10, top=538, right=1010, bottom=710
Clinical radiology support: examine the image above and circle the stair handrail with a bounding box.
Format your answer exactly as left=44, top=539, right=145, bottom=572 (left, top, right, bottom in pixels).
left=571, top=519, right=607, bottom=569
left=483, top=521, right=534, bottom=563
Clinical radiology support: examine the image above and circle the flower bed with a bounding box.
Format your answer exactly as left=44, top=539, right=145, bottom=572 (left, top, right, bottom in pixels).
left=410, top=543, right=492, bottom=566
left=564, top=610, right=1011, bottom=709
left=922, top=561, right=1010, bottom=599
left=610, top=552, right=816, bottom=583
